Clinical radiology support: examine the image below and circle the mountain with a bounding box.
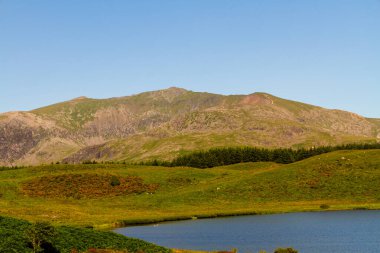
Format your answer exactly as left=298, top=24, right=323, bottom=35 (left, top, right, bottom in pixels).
left=0, top=87, right=379, bottom=166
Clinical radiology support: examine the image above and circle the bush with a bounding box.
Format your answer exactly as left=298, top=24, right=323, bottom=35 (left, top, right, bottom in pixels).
left=320, top=204, right=330, bottom=209
left=1, top=215, right=170, bottom=253
left=21, top=174, right=159, bottom=199
left=274, top=248, right=298, bottom=253
left=110, top=176, right=121, bottom=186
left=25, top=221, right=57, bottom=253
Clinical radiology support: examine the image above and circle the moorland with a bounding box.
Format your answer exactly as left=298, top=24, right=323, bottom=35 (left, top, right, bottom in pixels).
left=1, top=88, right=380, bottom=252
left=1, top=149, right=380, bottom=228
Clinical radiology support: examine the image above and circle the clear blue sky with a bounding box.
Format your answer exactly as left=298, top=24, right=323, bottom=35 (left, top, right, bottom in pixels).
left=1, top=0, right=379, bottom=117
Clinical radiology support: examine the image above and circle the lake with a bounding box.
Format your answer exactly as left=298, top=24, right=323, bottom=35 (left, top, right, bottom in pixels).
left=114, top=210, right=380, bottom=253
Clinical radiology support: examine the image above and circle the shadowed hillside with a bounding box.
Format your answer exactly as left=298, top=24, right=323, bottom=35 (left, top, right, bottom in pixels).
left=0, top=87, right=379, bottom=165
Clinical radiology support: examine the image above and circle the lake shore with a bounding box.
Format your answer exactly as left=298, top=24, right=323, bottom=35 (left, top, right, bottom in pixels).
left=105, top=202, right=380, bottom=230
left=2, top=150, right=380, bottom=230
left=115, top=210, right=380, bottom=253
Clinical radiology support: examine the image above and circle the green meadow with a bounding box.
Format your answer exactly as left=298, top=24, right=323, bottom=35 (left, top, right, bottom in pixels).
left=1, top=149, right=380, bottom=228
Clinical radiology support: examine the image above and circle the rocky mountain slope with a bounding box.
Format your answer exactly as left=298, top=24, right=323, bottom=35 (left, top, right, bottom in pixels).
left=1, top=87, right=379, bottom=165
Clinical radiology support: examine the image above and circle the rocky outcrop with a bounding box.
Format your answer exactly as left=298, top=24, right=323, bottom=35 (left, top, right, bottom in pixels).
left=0, top=112, right=61, bottom=165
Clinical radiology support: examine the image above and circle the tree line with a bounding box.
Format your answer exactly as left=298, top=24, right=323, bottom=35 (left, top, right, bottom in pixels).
left=141, top=143, right=380, bottom=168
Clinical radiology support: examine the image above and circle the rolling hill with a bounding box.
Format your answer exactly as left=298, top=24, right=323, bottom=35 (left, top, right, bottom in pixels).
left=1, top=150, right=380, bottom=227
left=0, top=215, right=170, bottom=253
left=0, top=87, right=379, bottom=166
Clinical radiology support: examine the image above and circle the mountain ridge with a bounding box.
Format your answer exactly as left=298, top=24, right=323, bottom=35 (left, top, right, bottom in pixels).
left=0, top=87, right=379, bottom=166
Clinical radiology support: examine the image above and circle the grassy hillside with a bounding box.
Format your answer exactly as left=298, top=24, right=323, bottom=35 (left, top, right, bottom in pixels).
left=0, top=215, right=170, bottom=253
left=62, top=132, right=378, bottom=164
left=1, top=150, right=380, bottom=227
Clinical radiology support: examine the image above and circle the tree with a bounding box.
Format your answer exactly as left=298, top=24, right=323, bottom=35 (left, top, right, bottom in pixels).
left=25, top=222, right=57, bottom=253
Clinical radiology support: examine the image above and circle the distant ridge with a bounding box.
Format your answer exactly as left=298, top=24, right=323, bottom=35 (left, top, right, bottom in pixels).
left=0, top=87, right=379, bottom=165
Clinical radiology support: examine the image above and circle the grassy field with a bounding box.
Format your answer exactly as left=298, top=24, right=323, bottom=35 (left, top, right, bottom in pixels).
left=1, top=150, right=380, bottom=228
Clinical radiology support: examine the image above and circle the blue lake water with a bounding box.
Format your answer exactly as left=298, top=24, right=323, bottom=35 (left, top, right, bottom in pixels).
left=114, top=210, right=380, bottom=253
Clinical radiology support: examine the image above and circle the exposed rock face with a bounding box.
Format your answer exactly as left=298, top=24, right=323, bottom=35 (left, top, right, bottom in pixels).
left=61, top=143, right=111, bottom=164
left=0, top=112, right=61, bottom=165
left=0, top=121, right=42, bottom=163
left=0, top=88, right=379, bottom=165
left=83, top=106, right=136, bottom=138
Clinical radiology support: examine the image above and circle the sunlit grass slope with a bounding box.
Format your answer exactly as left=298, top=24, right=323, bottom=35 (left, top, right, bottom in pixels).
left=1, top=150, right=380, bottom=227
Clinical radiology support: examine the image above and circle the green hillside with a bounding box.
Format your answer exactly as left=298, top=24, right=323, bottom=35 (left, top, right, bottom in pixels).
left=1, top=150, right=380, bottom=227
left=0, top=215, right=170, bottom=253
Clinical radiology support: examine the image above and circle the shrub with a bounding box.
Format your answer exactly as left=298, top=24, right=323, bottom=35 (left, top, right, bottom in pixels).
left=110, top=176, right=121, bottom=186
left=1, top=215, right=170, bottom=253
left=274, top=248, right=298, bottom=253
left=21, top=174, right=159, bottom=199
left=25, top=221, right=57, bottom=253
left=320, top=204, right=330, bottom=209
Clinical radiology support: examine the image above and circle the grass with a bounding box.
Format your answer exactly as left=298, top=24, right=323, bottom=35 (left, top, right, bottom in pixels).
left=1, top=150, right=380, bottom=228
left=89, top=131, right=377, bottom=165
left=30, top=88, right=223, bottom=130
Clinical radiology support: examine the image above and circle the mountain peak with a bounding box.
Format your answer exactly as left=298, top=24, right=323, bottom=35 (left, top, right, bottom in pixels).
left=71, top=96, right=89, bottom=101
left=165, top=87, right=188, bottom=92
left=145, top=87, right=190, bottom=101
left=241, top=92, right=275, bottom=106
left=158, top=87, right=189, bottom=95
